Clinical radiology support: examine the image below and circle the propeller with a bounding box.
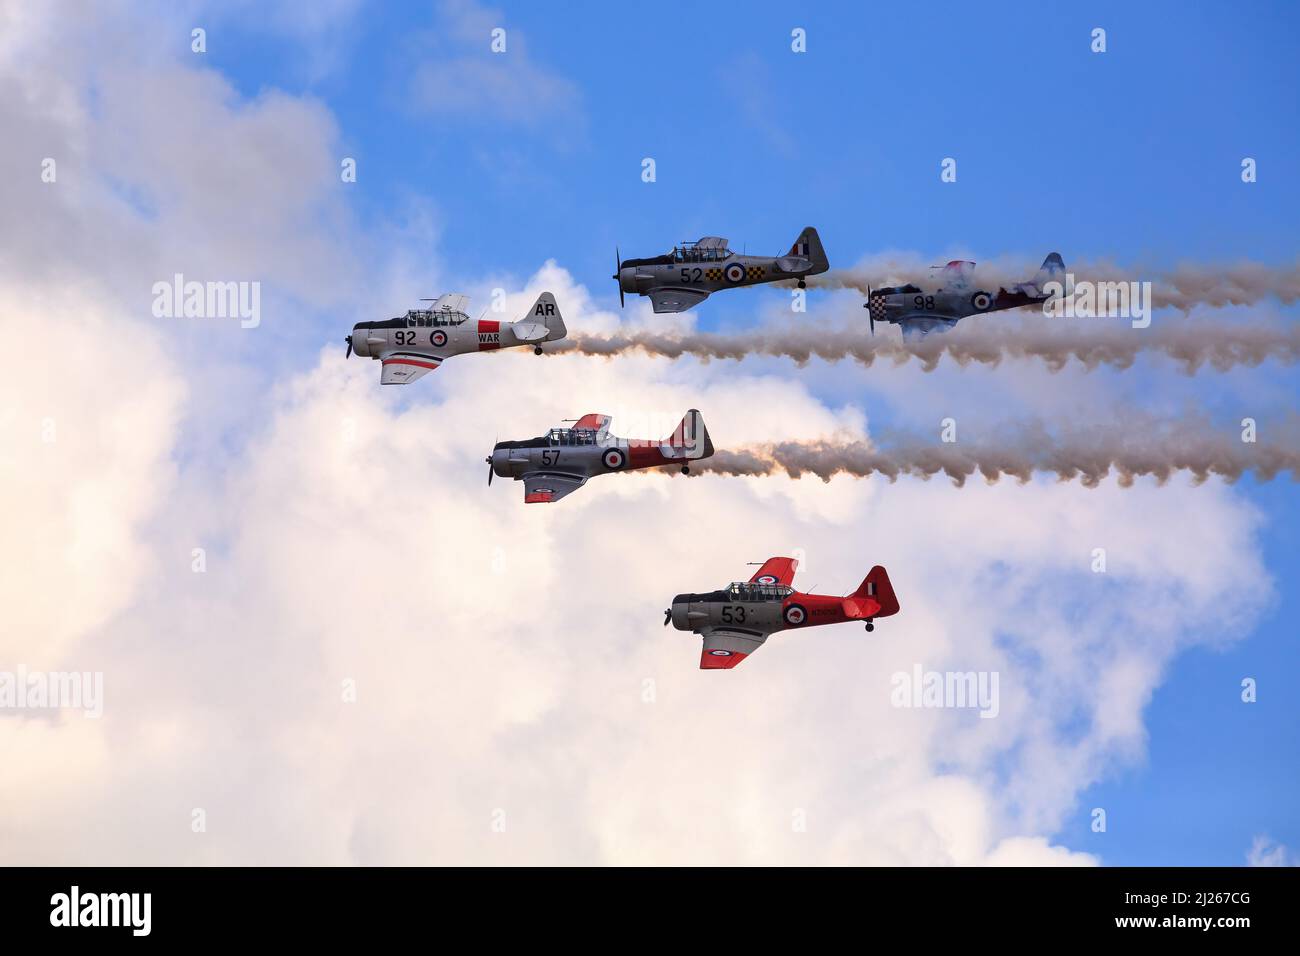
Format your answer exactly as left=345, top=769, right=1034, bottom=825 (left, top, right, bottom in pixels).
left=612, top=246, right=625, bottom=308
left=345, top=335, right=353, bottom=358
left=663, top=608, right=672, bottom=627
left=485, top=455, right=494, bottom=486
left=864, top=282, right=875, bottom=336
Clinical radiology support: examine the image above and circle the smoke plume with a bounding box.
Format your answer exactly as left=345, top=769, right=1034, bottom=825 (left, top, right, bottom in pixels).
left=809, top=256, right=1300, bottom=312
left=669, top=420, right=1300, bottom=488
left=551, top=320, right=1300, bottom=373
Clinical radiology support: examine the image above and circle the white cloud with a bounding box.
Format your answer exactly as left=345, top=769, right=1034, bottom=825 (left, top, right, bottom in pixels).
left=406, top=0, right=582, bottom=130
left=1247, top=835, right=1295, bottom=867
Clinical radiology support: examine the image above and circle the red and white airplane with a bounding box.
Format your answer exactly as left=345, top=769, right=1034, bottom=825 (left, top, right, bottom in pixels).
left=346, top=292, right=566, bottom=385
left=665, top=556, right=900, bottom=669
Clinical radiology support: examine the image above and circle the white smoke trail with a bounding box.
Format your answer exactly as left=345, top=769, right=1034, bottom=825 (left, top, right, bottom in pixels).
left=550, top=319, right=1300, bottom=373
left=672, top=421, right=1300, bottom=487
left=808, top=256, right=1300, bottom=311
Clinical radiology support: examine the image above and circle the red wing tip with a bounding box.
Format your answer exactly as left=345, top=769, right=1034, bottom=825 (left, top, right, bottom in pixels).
left=524, top=491, right=554, bottom=503
left=700, top=649, right=748, bottom=670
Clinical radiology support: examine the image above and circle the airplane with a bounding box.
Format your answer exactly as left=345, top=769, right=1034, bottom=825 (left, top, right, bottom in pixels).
left=345, top=291, right=567, bottom=384
left=864, top=252, right=1066, bottom=339
left=613, top=227, right=829, bottom=313
left=665, top=556, right=900, bottom=669
left=487, top=409, right=714, bottom=503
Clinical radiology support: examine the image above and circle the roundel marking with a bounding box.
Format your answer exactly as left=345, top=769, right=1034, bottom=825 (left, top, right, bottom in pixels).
left=784, top=603, right=807, bottom=626
left=602, top=448, right=626, bottom=470
left=970, top=291, right=992, bottom=311
left=709, top=649, right=732, bottom=657
left=756, top=574, right=778, bottom=585
left=724, top=262, right=746, bottom=284
left=431, top=330, right=448, bottom=347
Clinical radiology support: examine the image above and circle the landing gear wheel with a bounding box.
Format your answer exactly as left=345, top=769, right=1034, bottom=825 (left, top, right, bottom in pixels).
left=864, top=620, right=875, bottom=632
left=797, top=279, right=807, bottom=289
left=534, top=346, right=543, bottom=355
left=681, top=465, right=690, bottom=474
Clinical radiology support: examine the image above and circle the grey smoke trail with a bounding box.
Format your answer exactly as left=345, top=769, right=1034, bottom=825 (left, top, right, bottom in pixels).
left=551, top=320, right=1300, bottom=373
left=675, top=423, right=1300, bottom=487
left=808, top=257, right=1300, bottom=312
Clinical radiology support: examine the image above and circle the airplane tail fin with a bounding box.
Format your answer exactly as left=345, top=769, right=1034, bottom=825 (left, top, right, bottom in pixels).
left=1032, top=252, right=1066, bottom=288
left=525, top=291, right=567, bottom=341
left=788, top=226, right=829, bottom=274
left=851, top=565, right=900, bottom=617
left=664, top=409, right=714, bottom=460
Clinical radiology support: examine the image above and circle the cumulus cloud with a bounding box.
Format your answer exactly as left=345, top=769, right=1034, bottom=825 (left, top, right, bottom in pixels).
left=0, top=1, right=1278, bottom=866
left=1247, top=836, right=1295, bottom=867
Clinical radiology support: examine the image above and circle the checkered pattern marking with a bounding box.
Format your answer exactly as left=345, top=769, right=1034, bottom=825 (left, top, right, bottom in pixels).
left=868, top=293, right=888, bottom=322
left=746, top=266, right=765, bottom=280
left=705, top=268, right=723, bottom=281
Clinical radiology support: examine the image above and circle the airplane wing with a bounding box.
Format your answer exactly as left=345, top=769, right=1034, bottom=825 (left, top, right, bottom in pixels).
left=699, top=627, right=769, bottom=669
left=748, top=556, right=798, bottom=587
left=572, top=413, right=611, bottom=433
left=649, top=288, right=709, bottom=313
left=380, top=351, right=443, bottom=384
left=428, top=293, right=470, bottom=315
left=522, top=473, right=586, bottom=504
left=898, top=317, right=960, bottom=340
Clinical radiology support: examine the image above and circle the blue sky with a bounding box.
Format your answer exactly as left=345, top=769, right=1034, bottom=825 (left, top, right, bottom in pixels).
left=166, top=1, right=1299, bottom=863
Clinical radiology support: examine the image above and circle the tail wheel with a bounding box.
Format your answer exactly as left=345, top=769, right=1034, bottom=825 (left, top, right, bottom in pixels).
left=970, top=291, right=992, bottom=311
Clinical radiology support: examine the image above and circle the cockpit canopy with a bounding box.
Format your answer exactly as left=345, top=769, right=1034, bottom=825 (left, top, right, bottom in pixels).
left=727, top=581, right=793, bottom=602
left=546, top=427, right=600, bottom=446
left=673, top=236, right=732, bottom=263
left=403, top=292, right=470, bottom=327
left=404, top=308, right=467, bottom=327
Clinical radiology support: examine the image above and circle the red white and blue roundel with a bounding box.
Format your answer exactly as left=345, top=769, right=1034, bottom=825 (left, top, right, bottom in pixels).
left=755, top=574, right=779, bottom=585
left=431, top=329, right=448, bottom=347
left=602, top=448, right=626, bottom=470
left=724, top=262, right=746, bottom=284
left=783, top=604, right=807, bottom=625
left=970, top=291, right=992, bottom=312
left=709, top=649, right=732, bottom=657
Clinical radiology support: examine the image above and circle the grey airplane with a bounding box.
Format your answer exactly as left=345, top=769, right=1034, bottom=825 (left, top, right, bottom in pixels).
left=487, top=410, right=713, bottom=503
left=666, top=556, right=900, bottom=669
left=865, top=252, right=1066, bottom=339
left=613, top=227, right=830, bottom=313
left=345, top=292, right=567, bottom=384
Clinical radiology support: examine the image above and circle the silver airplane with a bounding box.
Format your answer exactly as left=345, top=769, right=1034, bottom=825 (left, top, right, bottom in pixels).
left=865, top=252, right=1066, bottom=339
left=666, top=556, right=900, bottom=669
left=346, top=292, right=567, bottom=384
left=613, top=227, right=830, bottom=313
left=487, top=409, right=714, bottom=503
